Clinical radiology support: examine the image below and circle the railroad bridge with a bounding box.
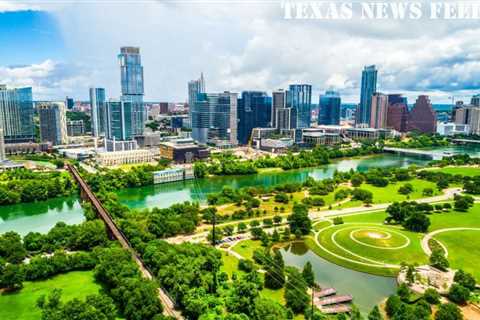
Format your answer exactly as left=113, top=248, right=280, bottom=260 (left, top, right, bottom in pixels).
left=67, top=164, right=183, bottom=319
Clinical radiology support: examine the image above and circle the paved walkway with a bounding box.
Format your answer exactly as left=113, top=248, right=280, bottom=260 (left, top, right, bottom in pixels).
left=421, top=227, right=480, bottom=257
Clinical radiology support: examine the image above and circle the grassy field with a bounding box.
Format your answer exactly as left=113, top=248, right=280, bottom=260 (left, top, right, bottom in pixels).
left=0, top=271, right=101, bottom=320
left=231, top=239, right=263, bottom=260
left=307, top=204, right=480, bottom=278
left=358, top=179, right=440, bottom=204
left=429, top=166, right=480, bottom=177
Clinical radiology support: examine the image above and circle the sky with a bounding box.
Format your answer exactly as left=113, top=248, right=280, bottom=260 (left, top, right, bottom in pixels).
left=0, top=0, right=480, bottom=104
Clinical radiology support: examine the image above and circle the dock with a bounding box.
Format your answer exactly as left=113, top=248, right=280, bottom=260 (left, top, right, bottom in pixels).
left=317, top=294, right=353, bottom=306
left=321, top=304, right=352, bottom=314
left=314, top=287, right=336, bottom=298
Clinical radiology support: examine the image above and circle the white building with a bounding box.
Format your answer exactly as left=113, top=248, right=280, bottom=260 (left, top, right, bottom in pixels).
left=95, top=149, right=154, bottom=166
left=436, top=122, right=470, bottom=136
left=153, top=167, right=194, bottom=184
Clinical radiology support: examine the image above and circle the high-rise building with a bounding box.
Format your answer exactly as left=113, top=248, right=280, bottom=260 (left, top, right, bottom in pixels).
left=471, top=94, right=480, bottom=107
left=272, top=89, right=287, bottom=128
left=386, top=94, right=408, bottom=132
left=66, top=97, right=74, bottom=110
left=0, top=128, right=5, bottom=161
left=369, top=93, right=388, bottom=129
left=357, top=65, right=378, bottom=126
left=38, top=102, right=68, bottom=146
left=191, top=92, right=238, bottom=145
left=188, top=73, right=205, bottom=109
left=67, top=120, right=85, bottom=136
left=407, top=95, right=437, bottom=133
left=89, top=87, right=106, bottom=137
left=105, top=100, right=144, bottom=142
left=276, top=107, right=293, bottom=130
left=0, top=85, right=34, bottom=143
left=288, top=84, right=312, bottom=128
left=318, top=90, right=341, bottom=125
left=118, top=47, right=145, bottom=135
left=237, top=91, right=272, bottom=145
left=455, top=105, right=480, bottom=135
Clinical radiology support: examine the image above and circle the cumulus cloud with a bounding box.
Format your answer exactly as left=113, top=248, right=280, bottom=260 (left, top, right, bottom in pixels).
left=3, top=0, right=480, bottom=102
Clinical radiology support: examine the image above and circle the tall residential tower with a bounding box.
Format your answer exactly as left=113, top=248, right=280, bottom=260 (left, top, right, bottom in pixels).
left=357, top=65, right=377, bottom=126
left=0, top=85, right=34, bottom=143
left=89, top=87, right=106, bottom=137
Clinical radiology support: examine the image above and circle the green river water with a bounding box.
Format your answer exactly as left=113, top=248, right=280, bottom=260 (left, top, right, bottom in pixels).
left=1, top=145, right=479, bottom=312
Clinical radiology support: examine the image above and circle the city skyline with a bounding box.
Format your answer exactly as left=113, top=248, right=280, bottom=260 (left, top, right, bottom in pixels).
left=0, top=1, right=480, bottom=104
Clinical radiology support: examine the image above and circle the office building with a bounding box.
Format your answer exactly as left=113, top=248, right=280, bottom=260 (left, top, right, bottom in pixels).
left=288, top=84, right=312, bottom=128
left=67, top=120, right=85, bottom=136
left=191, top=92, right=238, bottom=146
left=89, top=87, right=106, bottom=137
left=455, top=105, right=480, bottom=135
left=66, top=97, right=74, bottom=110
left=188, top=73, right=206, bottom=123
left=153, top=167, right=195, bottom=184
left=159, top=138, right=209, bottom=163
left=407, top=95, right=437, bottom=133
left=437, top=122, right=470, bottom=136
left=105, top=100, right=144, bottom=142
left=356, top=65, right=377, bottom=125
left=96, top=149, right=154, bottom=166
left=38, top=102, right=68, bottom=146
left=0, top=85, right=34, bottom=143
left=159, top=102, right=169, bottom=114
left=237, top=91, right=272, bottom=145
left=118, top=47, right=145, bottom=134
left=318, top=90, right=341, bottom=125
left=471, top=94, right=480, bottom=107
left=386, top=94, right=409, bottom=132
left=369, top=93, right=388, bottom=129
left=276, top=107, right=293, bottom=130
left=272, top=89, right=287, bottom=128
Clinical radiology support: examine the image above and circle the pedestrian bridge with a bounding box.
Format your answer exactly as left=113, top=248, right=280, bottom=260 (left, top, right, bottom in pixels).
left=383, top=147, right=453, bottom=160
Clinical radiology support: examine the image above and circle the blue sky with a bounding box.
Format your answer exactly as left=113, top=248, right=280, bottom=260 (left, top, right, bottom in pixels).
left=0, top=10, right=65, bottom=66
left=0, top=1, right=479, bottom=103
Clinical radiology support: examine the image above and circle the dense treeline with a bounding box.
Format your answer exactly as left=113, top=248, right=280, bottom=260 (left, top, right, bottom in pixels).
left=386, top=133, right=450, bottom=149
left=84, top=160, right=170, bottom=193
left=194, top=144, right=383, bottom=178
left=0, top=169, right=75, bottom=205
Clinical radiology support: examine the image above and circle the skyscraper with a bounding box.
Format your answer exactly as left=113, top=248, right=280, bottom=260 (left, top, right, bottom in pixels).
left=0, top=85, right=34, bottom=143
left=407, top=95, right=437, bottom=133
left=0, top=128, right=5, bottom=161
left=237, top=91, right=272, bottom=145
left=276, top=107, right=293, bottom=130
left=288, top=84, right=312, bottom=129
left=369, top=93, right=388, bottom=129
left=471, top=94, right=480, bottom=107
left=118, top=47, right=145, bottom=135
left=188, top=73, right=206, bottom=124
left=38, top=102, right=68, bottom=146
left=89, top=87, right=106, bottom=137
left=386, top=94, right=409, bottom=132
left=191, top=92, right=238, bottom=145
left=357, top=65, right=377, bottom=126
left=105, top=100, right=144, bottom=141
left=272, top=89, right=286, bottom=128
left=318, top=90, right=341, bottom=125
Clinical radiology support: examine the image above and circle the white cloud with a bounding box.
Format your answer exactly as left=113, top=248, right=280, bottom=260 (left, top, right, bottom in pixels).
left=3, top=0, right=480, bottom=103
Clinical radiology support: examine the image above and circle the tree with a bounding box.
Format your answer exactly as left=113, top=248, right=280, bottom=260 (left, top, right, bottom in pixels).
left=302, top=261, right=315, bottom=287
left=423, top=288, right=441, bottom=305
left=398, top=183, right=414, bottom=195
left=271, top=229, right=280, bottom=243
left=368, top=305, right=383, bottom=320
left=253, top=297, right=289, bottom=320
left=422, top=188, right=434, bottom=196
left=193, top=162, right=208, bottom=178
left=454, top=195, right=474, bottom=212
left=430, top=249, right=449, bottom=271
left=403, top=212, right=430, bottom=232
left=448, top=284, right=470, bottom=305
left=397, top=283, right=411, bottom=302
left=227, top=276, right=260, bottom=316
left=284, top=268, right=309, bottom=313
left=350, top=305, right=364, bottom=320
left=0, top=231, right=27, bottom=264
left=351, top=174, right=364, bottom=187
left=385, top=295, right=402, bottom=317
left=273, top=215, right=282, bottom=225
left=264, top=251, right=285, bottom=289
left=435, top=303, right=463, bottom=320
left=287, top=204, right=311, bottom=235
left=1, top=263, right=24, bottom=291
left=237, top=222, right=247, bottom=233
left=454, top=269, right=476, bottom=291
left=260, top=232, right=270, bottom=247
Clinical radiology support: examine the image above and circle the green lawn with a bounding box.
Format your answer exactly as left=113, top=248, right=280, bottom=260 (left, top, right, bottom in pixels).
left=231, top=239, right=263, bottom=260
left=359, top=179, right=440, bottom=204
left=308, top=204, right=480, bottom=278
left=429, top=166, right=480, bottom=177
left=221, top=251, right=243, bottom=278
left=0, top=271, right=101, bottom=320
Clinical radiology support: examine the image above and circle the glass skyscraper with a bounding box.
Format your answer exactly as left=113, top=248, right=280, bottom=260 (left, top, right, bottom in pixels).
left=118, top=47, right=145, bottom=136
left=89, top=87, right=106, bottom=137
left=0, top=85, right=34, bottom=143
left=105, top=100, right=144, bottom=141
left=237, top=91, right=272, bottom=145
left=318, top=90, right=341, bottom=125
left=188, top=73, right=206, bottom=125
left=287, top=84, right=312, bottom=129
left=191, top=92, right=238, bottom=145
left=357, top=65, right=377, bottom=125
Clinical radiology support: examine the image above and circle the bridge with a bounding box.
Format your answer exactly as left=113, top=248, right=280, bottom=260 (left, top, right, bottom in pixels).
left=383, top=147, right=453, bottom=160
left=67, top=164, right=183, bottom=319
left=452, top=138, right=480, bottom=144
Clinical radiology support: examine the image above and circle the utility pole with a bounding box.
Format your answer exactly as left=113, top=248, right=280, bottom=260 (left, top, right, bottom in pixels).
left=211, top=209, right=217, bottom=294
